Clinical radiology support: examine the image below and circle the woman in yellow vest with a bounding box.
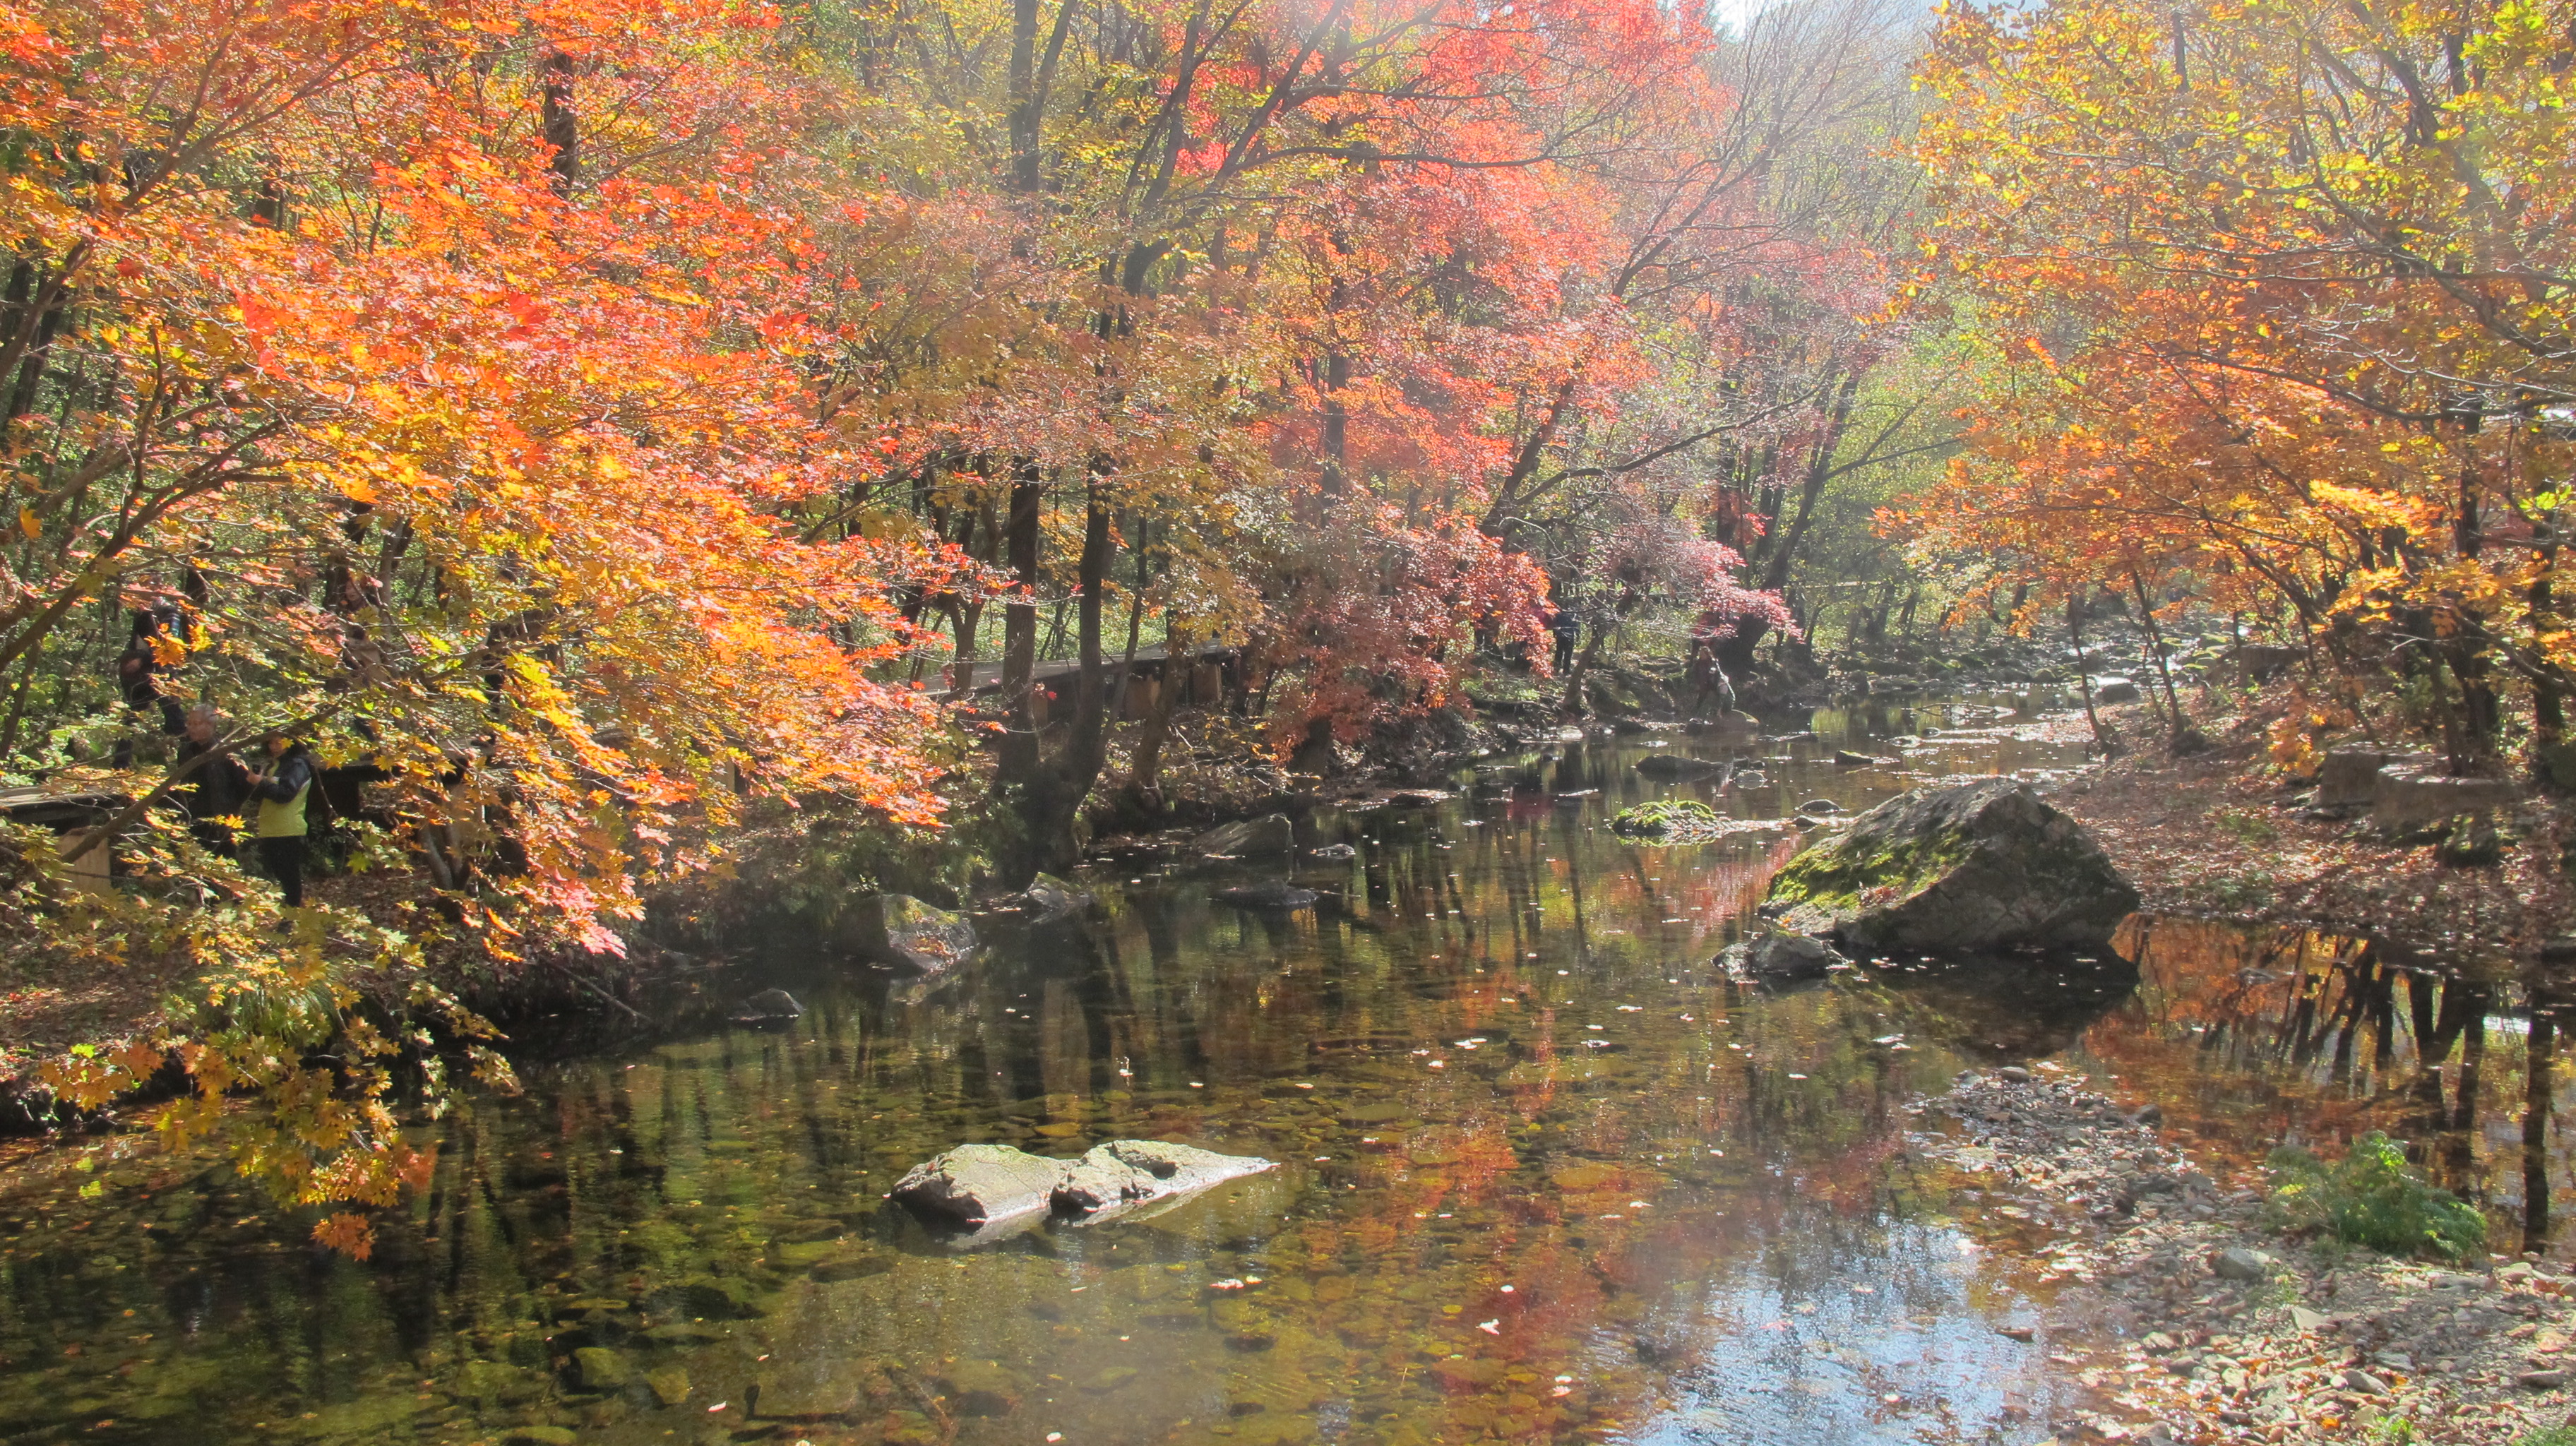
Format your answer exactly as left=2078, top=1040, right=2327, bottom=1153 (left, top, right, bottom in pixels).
left=247, top=731, right=316, bottom=910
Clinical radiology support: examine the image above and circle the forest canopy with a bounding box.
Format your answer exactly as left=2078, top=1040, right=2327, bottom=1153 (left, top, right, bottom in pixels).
left=0, top=0, right=1906, bottom=1250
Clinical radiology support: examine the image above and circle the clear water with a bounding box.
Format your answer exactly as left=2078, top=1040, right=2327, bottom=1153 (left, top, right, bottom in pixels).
left=0, top=698, right=2552, bottom=1445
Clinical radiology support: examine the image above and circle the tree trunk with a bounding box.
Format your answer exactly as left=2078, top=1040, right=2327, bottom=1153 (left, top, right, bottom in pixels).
left=539, top=50, right=580, bottom=194
left=1719, top=370, right=1861, bottom=670
left=2128, top=569, right=2191, bottom=744
left=2527, top=1010, right=2556, bottom=1251
left=997, top=462, right=1044, bottom=781
left=1008, top=473, right=1116, bottom=882
left=2070, top=592, right=2116, bottom=755
left=1130, top=624, right=1184, bottom=790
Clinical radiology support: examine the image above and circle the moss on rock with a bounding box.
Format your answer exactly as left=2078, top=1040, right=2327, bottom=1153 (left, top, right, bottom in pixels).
left=1761, top=779, right=2137, bottom=952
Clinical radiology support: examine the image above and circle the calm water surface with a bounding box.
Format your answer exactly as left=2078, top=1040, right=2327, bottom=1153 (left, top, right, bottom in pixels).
left=0, top=699, right=2558, bottom=1446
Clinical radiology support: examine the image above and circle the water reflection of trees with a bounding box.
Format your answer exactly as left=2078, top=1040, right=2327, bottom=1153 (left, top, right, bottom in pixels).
left=2092, top=917, right=2556, bottom=1248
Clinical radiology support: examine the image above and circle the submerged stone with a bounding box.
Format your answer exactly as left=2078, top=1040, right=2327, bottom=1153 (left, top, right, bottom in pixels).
left=935, top=1361, right=1023, bottom=1416
left=1215, top=879, right=1318, bottom=909
left=1633, top=753, right=1725, bottom=779
left=1761, top=779, right=2138, bottom=952
left=571, top=1346, right=632, bottom=1391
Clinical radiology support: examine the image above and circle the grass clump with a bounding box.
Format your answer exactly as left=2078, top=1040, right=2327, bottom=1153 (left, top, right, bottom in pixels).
left=1610, top=801, right=1723, bottom=840
left=2265, top=1132, right=2487, bottom=1261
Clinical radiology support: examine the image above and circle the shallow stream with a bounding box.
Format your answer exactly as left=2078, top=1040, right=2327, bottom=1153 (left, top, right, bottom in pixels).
left=0, top=699, right=2557, bottom=1445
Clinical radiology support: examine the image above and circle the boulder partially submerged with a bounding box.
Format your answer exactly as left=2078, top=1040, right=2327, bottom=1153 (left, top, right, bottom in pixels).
left=1633, top=753, right=1726, bottom=779
left=729, top=988, right=804, bottom=1022
left=889, top=1143, right=1069, bottom=1225
left=1717, top=932, right=1847, bottom=980
left=1053, top=1140, right=1277, bottom=1218
left=1193, top=813, right=1294, bottom=858
left=1761, top=779, right=2137, bottom=952
left=849, top=894, right=978, bottom=973
left=1001, top=872, right=1093, bottom=922
left=891, top=1140, right=1275, bottom=1229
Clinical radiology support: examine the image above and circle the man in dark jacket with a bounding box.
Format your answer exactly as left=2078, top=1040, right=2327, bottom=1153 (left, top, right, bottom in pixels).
left=174, top=706, right=251, bottom=856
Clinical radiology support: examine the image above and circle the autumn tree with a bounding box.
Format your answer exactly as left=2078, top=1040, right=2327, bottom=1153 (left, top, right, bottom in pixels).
left=1, top=0, right=956, bottom=1251
left=1909, top=0, right=2576, bottom=772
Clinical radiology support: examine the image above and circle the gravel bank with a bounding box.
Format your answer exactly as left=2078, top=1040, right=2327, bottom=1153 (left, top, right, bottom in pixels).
left=1914, top=1065, right=2570, bottom=1445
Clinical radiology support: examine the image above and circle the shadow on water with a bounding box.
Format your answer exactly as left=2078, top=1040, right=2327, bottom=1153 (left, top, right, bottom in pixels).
left=0, top=697, right=2560, bottom=1445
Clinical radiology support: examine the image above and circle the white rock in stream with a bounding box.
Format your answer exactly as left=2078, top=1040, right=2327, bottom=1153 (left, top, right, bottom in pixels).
left=891, top=1140, right=1275, bottom=1229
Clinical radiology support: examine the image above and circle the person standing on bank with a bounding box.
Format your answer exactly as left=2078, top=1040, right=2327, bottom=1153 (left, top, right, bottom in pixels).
left=247, top=731, right=316, bottom=911
left=176, top=706, right=251, bottom=856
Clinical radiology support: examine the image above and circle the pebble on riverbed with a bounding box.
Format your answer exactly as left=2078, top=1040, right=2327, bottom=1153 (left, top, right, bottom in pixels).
left=1912, top=1066, right=2576, bottom=1445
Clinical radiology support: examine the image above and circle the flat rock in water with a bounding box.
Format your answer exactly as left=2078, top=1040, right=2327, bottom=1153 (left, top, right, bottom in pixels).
left=892, top=1143, right=1071, bottom=1225
left=1053, top=1140, right=1277, bottom=1217
left=1193, top=812, right=1294, bottom=857
left=848, top=894, right=977, bottom=973
left=892, top=1141, right=1276, bottom=1231
left=1634, top=754, right=1725, bottom=779
left=1309, top=842, right=1357, bottom=859
left=1760, top=779, right=2138, bottom=952
left=1717, top=933, right=1847, bottom=980
left=1216, top=879, right=1318, bottom=909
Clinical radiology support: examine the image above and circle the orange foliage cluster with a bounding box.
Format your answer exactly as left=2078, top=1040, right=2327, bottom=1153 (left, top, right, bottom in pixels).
left=1904, top=0, right=2576, bottom=767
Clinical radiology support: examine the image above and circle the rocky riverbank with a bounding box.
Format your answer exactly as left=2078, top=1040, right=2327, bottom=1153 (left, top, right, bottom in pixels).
left=1915, top=1066, right=2567, bottom=1445
left=2041, top=698, right=2576, bottom=970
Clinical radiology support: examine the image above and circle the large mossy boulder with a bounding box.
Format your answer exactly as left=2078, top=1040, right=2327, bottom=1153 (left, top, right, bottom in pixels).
left=1761, top=779, right=2137, bottom=952
left=847, top=894, right=977, bottom=973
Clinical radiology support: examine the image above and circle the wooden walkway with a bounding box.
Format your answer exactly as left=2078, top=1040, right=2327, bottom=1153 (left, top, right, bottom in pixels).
left=953, top=642, right=1236, bottom=695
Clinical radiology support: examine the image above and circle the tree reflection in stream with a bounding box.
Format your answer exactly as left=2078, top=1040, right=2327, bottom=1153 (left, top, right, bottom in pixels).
left=2088, top=916, right=2556, bottom=1250
left=0, top=713, right=2562, bottom=1445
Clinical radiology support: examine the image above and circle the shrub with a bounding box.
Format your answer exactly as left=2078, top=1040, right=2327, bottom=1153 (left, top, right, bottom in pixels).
left=2265, top=1132, right=2488, bottom=1261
